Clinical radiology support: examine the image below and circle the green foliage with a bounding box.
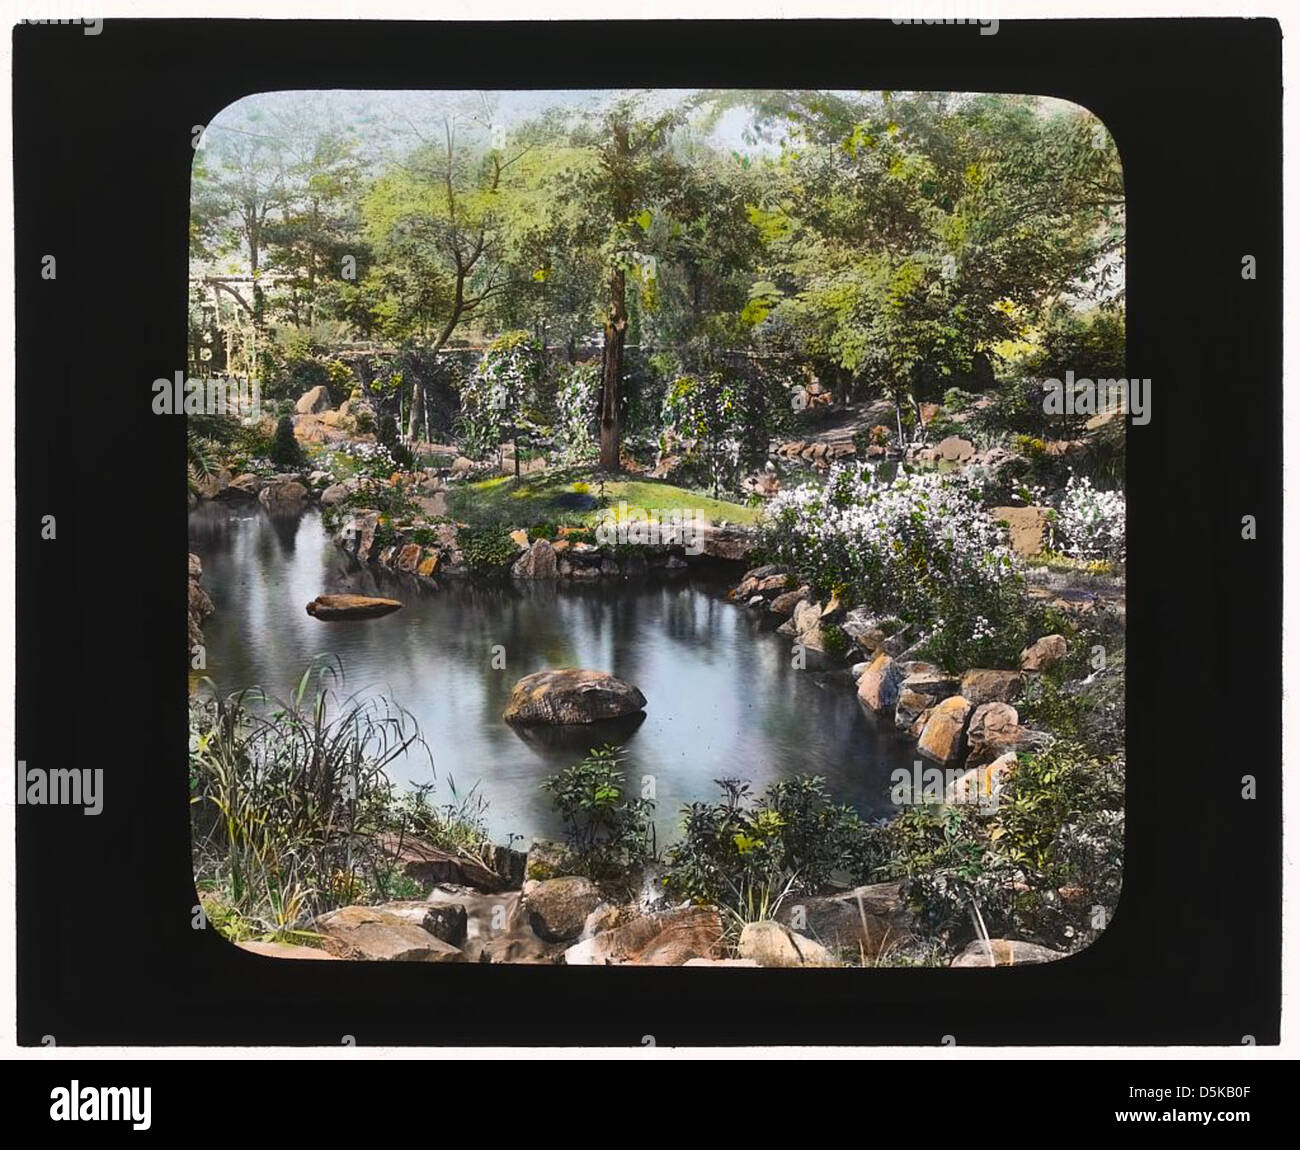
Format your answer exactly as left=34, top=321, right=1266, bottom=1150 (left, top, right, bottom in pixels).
left=458, top=525, right=519, bottom=574
left=540, top=745, right=655, bottom=881
left=660, top=374, right=743, bottom=497
left=762, top=465, right=1060, bottom=670
left=269, top=414, right=304, bottom=470
left=663, top=776, right=875, bottom=912
left=554, top=362, right=602, bottom=463
left=753, top=95, right=1122, bottom=422
left=320, top=479, right=417, bottom=534
left=877, top=739, right=1124, bottom=951
left=189, top=659, right=433, bottom=937
left=820, top=623, right=850, bottom=659
left=456, top=330, right=544, bottom=460
left=1018, top=638, right=1126, bottom=757
left=376, top=412, right=414, bottom=470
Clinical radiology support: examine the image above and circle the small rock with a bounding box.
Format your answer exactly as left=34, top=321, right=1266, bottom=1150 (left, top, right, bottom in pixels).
left=935, top=435, right=976, bottom=463
left=258, top=478, right=309, bottom=513
left=564, top=907, right=724, bottom=966
left=965, top=702, right=1022, bottom=768
left=525, top=836, right=572, bottom=878
left=856, top=653, right=902, bottom=714
left=525, top=876, right=605, bottom=943
left=295, top=385, right=332, bottom=414
left=894, top=687, right=934, bottom=732
left=1020, top=634, right=1068, bottom=672
left=945, top=752, right=1016, bottom=810
left=992, top=505, right=1050, bottom=557
left=775, top=881, right=917, bottom=961
left=421, top=903, right=469, bottom=946
left=376, top=833, right=508, bottom=893
left=738, top=921, right=838, bottom=967
left=313, top=905, right=465, bottom=961
left=959, top=668, right=1024, bottom=705
left=917, top=695, right=974, bottom=765
left=215, top=473, right=261, bottom=501
left=513, top=538, right=558, bottom=579
left=236, top=940, right=339, bottom=960
left=769, top=587, right=809, bottom=617
left=950, top=939, right=1065, bottom=967
left=503, top=669, right=646, bottom=725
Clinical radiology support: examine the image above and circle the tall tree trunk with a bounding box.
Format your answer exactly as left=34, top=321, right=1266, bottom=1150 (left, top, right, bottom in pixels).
left=599, top=267, right=627, bottom=470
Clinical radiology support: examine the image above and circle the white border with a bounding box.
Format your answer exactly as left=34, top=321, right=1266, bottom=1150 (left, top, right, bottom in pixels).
left=0, top=0, right=1292, bottom=1061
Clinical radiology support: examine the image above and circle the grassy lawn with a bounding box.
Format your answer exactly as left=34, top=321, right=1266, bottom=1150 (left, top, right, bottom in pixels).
left=445, top=467, right=761, bottom=529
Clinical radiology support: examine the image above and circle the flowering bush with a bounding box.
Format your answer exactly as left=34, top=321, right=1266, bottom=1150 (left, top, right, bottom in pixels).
left=554, top=363, right=601, bottom=463
left=1050, top=474, right=1126, bottom=564
left=759, top=465, right=1048, bottom=668
left=332, top=439, right=401, bottom=481
left=456, top=331, right=544, bottom=459
left=660, top=374, right=743, bottom=497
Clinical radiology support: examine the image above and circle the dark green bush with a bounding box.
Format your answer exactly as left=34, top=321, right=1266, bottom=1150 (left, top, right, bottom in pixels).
left=540, top=745, right=655, bottom=883
left=663, top=776, right=875, bottom=911
left=458, top=525, right=518, bottom=574
left=376, top=413, right=414, bottom=471
left=269, top=415, right=303, bottom=470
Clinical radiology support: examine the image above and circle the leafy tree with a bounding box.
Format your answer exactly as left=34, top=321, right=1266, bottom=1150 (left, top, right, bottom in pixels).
left=747, top=92, right=1123, bottom=437
left=358, top=97, right=532, bottom=441
left=560, top=97, right=689, bottom=469
left=262, top=121, right=367, bottom=329
left=191, top=114, right=290, bottom=331
left=660, top=374, right=742, bottom=497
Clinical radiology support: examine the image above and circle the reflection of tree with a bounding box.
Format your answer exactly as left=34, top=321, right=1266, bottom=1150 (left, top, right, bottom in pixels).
left=264, top=507, right=304, bottom=554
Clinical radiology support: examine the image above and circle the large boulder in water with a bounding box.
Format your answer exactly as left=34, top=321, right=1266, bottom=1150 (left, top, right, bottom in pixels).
left=305, top=594, right=403, bottom=621
left=503, top=669, right=646, bottom=725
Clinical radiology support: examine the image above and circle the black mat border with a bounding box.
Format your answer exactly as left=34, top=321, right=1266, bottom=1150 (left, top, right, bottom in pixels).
left=12, top=16, right=1282, bottom=1047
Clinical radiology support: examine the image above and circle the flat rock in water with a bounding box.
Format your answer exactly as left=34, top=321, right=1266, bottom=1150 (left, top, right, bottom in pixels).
left=503, top=668, right=646, bottom=725
left=305, top=594, right=403, bottom=621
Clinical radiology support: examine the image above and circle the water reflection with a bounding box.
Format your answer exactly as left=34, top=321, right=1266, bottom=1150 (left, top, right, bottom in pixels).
left=189, top=503, right=917, bottom=845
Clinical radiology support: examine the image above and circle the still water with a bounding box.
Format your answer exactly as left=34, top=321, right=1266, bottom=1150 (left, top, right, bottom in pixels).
left=188, top=504, right=915, bottom=846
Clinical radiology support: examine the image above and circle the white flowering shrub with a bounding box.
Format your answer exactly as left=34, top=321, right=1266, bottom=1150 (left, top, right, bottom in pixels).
left=456, top=331, right=543, bottom=459
left=660, top=374, right=743, bottom=497
left=760, top=465, right=1053, bottom=668
left=554, top=363, right=601, bottom=463
left=330, top=439, right=400, bottom=481
left=1051, top=475, right=1126, bottom=564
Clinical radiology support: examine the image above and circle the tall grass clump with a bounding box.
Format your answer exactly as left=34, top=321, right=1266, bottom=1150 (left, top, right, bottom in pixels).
left=189, top=658, right=443, bottom=942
